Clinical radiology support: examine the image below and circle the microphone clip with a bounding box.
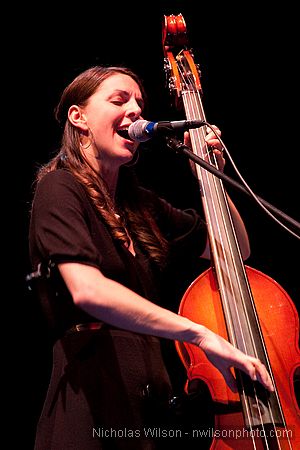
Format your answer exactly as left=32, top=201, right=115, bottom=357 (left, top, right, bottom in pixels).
left=165, top=136, right=190, bottom=153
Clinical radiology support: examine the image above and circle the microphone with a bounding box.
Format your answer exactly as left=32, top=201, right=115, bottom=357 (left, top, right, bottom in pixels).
left=121, top=119, right=206, bottom=142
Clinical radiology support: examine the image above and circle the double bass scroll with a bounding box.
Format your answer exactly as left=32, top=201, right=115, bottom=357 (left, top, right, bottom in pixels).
left=163, top=13, right=300, bottom=449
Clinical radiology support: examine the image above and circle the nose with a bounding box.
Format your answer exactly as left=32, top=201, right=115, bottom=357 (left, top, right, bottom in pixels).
left=126, top=98, right=142, bottom=121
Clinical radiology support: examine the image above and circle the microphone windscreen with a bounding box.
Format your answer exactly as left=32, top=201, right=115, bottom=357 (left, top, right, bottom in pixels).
left=128, top=120, right=150, bottom=142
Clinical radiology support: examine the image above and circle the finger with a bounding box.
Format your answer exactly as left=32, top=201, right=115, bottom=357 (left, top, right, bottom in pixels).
left=205, top=136, right=222, bottom=150
left=211, top=144, right=224, bottom=154
left=206, top=125, right=221, bottom=138
left=208, top=147, right=225, bottom=171
left=206, top=124, right=220, bottom=133
left=183, top=131, right=191, bottom=146
left=243, top=357, right=274, bottom=392
left=206, top=137, right=221, bottom=145
left=252, top=360, right=274, bottom=392
left=213, top=149, right=224, bottom=157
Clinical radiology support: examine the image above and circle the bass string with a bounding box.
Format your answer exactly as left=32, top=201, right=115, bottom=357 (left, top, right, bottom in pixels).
left=177, top=62, right=286, bottom=447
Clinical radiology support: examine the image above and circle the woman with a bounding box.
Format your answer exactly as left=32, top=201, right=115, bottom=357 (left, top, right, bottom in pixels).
left=29, top=65, right=273, bottom=449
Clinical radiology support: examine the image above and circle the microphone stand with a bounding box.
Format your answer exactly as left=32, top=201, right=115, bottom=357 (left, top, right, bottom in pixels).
left=165, top=136, right=300, bottom=234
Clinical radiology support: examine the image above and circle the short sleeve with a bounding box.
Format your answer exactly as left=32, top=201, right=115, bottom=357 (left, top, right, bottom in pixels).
left=29, top=170, right=102, bottom=269
left=138, top=188, right=208, bottom=256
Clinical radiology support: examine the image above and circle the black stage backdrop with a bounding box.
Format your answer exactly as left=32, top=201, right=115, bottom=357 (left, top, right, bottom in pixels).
left=9, top=2, right=299, bottom=448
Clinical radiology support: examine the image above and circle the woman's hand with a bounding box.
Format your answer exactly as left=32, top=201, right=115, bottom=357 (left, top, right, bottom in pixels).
left=198, top=327, right=274, bottom=393
left=184, top=125, right=225, bottom=171
left=205, top=125, right=225, bottom=171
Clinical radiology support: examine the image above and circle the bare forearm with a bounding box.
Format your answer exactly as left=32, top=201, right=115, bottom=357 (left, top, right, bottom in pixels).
left=59, top=262, right=205, bottom=345
left=59, top=262, right=274, bottom=393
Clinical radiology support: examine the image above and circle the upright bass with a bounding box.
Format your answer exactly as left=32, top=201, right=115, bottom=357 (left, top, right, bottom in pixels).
left=162, top=13, right=300, bottom=449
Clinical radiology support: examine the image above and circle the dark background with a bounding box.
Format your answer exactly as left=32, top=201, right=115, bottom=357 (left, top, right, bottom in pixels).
left=10, top=1, right=299, bottom=448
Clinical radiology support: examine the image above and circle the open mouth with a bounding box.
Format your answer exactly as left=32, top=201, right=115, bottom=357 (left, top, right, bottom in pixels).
left=116, top=128, right=131, bottom=140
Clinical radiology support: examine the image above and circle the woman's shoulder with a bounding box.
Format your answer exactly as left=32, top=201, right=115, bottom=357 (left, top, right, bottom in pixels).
left=38, top=168, right=76, bottom=185
left=34, top=169, right=86, bottom=204
left=36, top=169, right=81, bottom=192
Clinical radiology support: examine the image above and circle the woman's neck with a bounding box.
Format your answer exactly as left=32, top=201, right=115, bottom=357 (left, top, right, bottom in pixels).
left=83, top=147, right=120, bottom=199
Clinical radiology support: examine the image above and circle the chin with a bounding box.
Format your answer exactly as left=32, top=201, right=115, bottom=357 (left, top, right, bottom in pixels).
left=118, top=150, right=136, bottom=166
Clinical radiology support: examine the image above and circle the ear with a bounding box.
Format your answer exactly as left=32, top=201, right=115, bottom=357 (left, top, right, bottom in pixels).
left=68, top=105, right=89, bottom=131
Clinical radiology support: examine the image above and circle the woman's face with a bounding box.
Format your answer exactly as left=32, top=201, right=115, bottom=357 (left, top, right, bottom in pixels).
left=79, top=73, right=144, bottom=170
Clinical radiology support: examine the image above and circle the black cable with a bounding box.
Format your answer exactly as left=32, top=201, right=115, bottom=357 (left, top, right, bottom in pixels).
left=165, top=129, right=300, bottom=240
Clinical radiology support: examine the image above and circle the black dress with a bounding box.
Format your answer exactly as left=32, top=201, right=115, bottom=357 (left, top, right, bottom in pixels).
left=29, top=169, right=207, bottom=450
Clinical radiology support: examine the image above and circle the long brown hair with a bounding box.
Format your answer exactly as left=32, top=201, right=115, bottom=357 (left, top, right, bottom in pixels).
left=36, top=66, right=169, bottom=268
